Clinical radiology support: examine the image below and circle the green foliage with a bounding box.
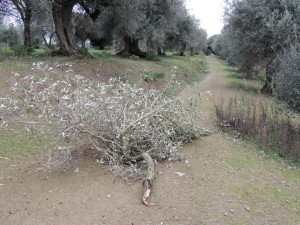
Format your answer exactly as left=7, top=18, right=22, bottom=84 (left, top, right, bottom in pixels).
left=140, top=70, right=165, bottom=82
left=116, top=69, right=132, bottom=82
left=0, top=24, right=21, bottom=47
left=276, top=45, right=300, bottom=112
left=11, top=45, right=34, bottom=56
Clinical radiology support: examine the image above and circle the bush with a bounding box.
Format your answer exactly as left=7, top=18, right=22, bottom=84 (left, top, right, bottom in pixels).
left=11, top=45, right=34, bottom=56
left=276, top=45, right=300, bottom=112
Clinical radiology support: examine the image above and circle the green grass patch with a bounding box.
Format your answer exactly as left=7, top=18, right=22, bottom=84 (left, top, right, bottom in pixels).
left=140, top=70, right=165, bottom=82
left=0, top=128, right=42, bottom=158
left=88, top=49, right=115, bottom=59
left=235, top=182, right=300, bottom=210
left=162, top=54, right=207, bottom=83
left=224, top=65, right=237, bottom=73
left=229, top=80, right=260, bottom=94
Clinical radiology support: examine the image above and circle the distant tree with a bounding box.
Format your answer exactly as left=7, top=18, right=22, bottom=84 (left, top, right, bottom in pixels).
left=30, top=0, right=55, bottom=48
left=0, top=23, right=21, bottom=46
left=222, top=0, right=300, bottom=94
left=276, top=44, right=300, bottom=112
left=188, top=27, right=207, bottom=56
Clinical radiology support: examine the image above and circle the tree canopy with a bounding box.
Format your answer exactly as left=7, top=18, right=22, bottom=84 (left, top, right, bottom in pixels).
left=0, top=0, right=208, bottom=56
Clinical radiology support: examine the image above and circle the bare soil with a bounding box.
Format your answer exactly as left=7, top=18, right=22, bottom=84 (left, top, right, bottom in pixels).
left=1, top=56, right=299, bottom=225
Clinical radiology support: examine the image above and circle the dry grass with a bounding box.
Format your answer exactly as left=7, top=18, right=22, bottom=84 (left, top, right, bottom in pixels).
left=215, top=96, right=300, bottom=163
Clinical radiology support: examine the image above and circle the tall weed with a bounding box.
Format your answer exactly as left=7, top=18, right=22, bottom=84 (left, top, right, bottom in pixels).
left=215, top=96, right=300, bottom=163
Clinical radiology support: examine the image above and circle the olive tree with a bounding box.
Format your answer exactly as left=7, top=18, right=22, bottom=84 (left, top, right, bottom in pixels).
left=0, top=23, right=21, bottom=46
left=223, top=0, right=300, bottom=94
left=276, top=44, right=300, bottom=112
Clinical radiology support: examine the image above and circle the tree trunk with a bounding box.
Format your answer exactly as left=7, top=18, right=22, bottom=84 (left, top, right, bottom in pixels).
left=157, top=47, right=166, bottom=56
left=43, top=32, right=56, bottom=48
left=11, top=0, right=32, bottom=47
left=52, top=0, right=79, bottom=55
left=261, top=64, right=274, bottom=94
left=174, top=42, right=187, bottom=56
left=117, top=35, right=147, bottom=58
left=23, top=6, right=32, bottom=47
left=190, top=47, right=194, bottom=56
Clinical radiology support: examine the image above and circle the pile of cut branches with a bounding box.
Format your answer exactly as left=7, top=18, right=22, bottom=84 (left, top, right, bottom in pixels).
left=0, top=62, right=207, bottom=205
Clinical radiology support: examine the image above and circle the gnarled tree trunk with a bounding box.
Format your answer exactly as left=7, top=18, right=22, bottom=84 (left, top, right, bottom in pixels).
left=52, top=0, right=78, bottom=55
left=190, top=47, right=194, bottom=56
left=117, top=36, right=146, bottom=58
left=261, top=64, right=274, bottom=94
left=157, top=47, right=166, bottom=56
left=174, top=42, right=187, bottom=56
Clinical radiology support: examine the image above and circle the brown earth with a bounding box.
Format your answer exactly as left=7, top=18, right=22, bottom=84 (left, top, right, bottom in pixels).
left=0, top=56, right=299, bottom=225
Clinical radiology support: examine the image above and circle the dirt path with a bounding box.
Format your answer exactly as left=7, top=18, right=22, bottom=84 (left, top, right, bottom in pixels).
left=1, top=56, right=299, bottom=225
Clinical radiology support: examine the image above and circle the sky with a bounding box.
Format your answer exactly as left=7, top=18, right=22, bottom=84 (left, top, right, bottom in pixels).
left=185, top=0, right=225, bottom=37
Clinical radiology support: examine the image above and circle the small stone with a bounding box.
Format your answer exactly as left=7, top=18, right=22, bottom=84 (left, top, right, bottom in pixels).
left=230, top=209, right=234, bottom=213
left=244, top=206, right=250, bottom=212
left=37, top=168, right=46, bottom=172
left=224, top=213, right=228, bottom=216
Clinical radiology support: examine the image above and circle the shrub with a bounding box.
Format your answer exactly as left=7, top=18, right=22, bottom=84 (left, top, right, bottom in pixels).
left=276, top=45, right=300, bottom=112
left=11, top=45, right=34, bottom=56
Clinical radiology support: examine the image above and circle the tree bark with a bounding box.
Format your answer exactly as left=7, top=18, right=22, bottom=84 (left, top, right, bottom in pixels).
left=120, top=136, right=155, bottom=206
left=190, top=47, right=194, bottom=56
left=157, top=47, right=166, bottom=56
left=261, top=64, right=274, bottom=94
left=117, top=35, right=147, bottom=58
left=174, top=42, right=186, bottom=56
left=52, top=0, right=79, bottom=55
left=23, top=5, right=32, bottom=47
left=43, top=31, right=56, bottom=48
left=11, top=0, right=32, bottom=47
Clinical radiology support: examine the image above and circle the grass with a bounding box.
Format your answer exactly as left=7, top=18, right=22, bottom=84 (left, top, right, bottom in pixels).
left=0, top=127, right=42, bottom=158
left=216, top=95, right=300, bottom=165
left=216, top=59, right=300, bottom=166
left=229, top=80, right=260, bottom=94
left=162, top=54, right=208, bottom=83
left=88, top=49, right=116, bottom=59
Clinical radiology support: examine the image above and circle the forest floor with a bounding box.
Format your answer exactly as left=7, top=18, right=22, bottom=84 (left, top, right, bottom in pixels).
left=0, top=56, right=299, bottom=225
